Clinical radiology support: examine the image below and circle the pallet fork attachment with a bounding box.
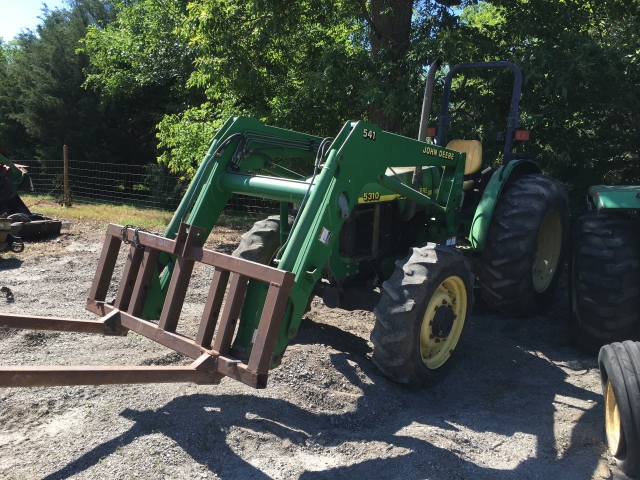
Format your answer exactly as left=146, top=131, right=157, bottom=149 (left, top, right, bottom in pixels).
left=0, top=224, right=294, bottom=389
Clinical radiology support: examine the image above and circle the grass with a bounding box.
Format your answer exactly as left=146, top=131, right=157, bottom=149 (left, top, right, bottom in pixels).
left=21, top=195, right=257, bottom=231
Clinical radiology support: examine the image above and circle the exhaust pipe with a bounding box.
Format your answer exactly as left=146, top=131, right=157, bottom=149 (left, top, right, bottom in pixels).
left=400, top=58, right=442, bottom=221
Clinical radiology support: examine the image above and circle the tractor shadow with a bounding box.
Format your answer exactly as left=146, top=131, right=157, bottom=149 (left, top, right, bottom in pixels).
left=0, top=257, right=21, bottom=302
left=44, top=291, right=605, bottom=479
left=0, top=257, right=23, bottom=271
left=295, top=316, right=372, bottom=356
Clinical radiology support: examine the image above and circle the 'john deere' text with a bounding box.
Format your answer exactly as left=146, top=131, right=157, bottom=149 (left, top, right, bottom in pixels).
left=422, top=146, right=454, bottom=160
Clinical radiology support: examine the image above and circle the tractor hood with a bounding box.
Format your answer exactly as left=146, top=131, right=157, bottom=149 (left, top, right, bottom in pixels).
left=589, top=185, right=640, bottom=210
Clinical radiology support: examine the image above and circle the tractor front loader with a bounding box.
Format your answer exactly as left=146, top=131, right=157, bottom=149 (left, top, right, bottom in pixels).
left=0, top=61, right=569, bottom=390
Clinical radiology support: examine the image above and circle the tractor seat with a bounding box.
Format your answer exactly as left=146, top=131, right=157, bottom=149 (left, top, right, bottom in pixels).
left=446, top=139, right=483, bottom=191
left=446, top=139, right=482, bottom=176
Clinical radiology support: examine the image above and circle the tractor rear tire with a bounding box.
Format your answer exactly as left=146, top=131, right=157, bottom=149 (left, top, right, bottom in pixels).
left=571, top=211, right=640, bottom=354
left=232, top=215, right=292, bottom=264
left=480, top=173, right=569, bottom=316
left=599, top=341, right=640, bottom=476
left=371, top=243, right=474, bottom=388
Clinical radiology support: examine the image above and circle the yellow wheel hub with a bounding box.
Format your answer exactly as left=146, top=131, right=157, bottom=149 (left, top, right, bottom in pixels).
left=420, top=276, right=467, bottom=369
left=532, top=210, right=562, bottom=293
left=605, top=379, right=625, bottom=455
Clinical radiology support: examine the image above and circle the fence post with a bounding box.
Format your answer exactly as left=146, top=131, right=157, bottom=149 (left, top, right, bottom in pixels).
left=63, top=145, right=71, bottom=207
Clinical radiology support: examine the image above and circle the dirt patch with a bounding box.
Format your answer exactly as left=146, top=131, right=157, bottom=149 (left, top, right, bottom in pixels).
left=0, top=220, right=629, bottom=479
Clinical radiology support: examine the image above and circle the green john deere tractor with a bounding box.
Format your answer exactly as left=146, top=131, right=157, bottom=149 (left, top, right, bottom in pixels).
left=0, top=60, right=569, bottom=391
left=140, top=60, right=569, bottom=387
left=571, top=186, right=640, bottom=476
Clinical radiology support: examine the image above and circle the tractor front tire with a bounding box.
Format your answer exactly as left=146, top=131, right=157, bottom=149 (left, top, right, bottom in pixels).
left=599, top=341, right=640, bottom=477
left=571, top=211, right=639, bottom=354
left=232, top=215, right=292, bottom=264
left=480, top=174, right=569, bottom=316
left=371, top=243, right=474, bottom=388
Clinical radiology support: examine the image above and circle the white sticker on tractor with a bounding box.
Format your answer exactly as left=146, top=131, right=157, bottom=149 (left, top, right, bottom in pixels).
left=446, top=237, right=456, bottom=246
left=319, top=227, right=332, bottom=245
left=251, top=328, right=258, bottom=344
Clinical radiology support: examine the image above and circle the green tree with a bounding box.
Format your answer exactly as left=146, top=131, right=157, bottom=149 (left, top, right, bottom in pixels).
left=81, top=0, right=639, bottom=195
left=155, top=0, right=456, bottom=174
left=436, top=0, right=640, bottom=193
left=81, top=1, right=461, bottom=175
left=0, top=39, right=32, bottom=158
left=82, top=0, right=207, bottom=173
left=153, top=0, right=371, bottom=175
left=0, top=0, right=173, bottom=164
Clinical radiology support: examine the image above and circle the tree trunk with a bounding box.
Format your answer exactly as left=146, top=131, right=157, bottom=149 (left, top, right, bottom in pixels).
left=367, top=0, right=414, bottom=133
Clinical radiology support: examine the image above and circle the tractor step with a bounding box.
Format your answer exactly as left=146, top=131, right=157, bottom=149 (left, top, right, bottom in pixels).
left=0, top=223, right=294, bottom=389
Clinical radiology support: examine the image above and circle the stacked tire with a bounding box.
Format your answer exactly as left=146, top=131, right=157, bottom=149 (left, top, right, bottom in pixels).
left=571, top=211, right=640, bottom=354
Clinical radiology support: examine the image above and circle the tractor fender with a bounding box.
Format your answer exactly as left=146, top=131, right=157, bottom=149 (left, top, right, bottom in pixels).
left=587, top=185, right=640, bottom=210
left=470, top=159, right=541, bottom=252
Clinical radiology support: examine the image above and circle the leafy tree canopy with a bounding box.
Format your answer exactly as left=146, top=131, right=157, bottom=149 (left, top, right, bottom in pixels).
left=0, top=0, right=638, bottom=199
left=439, top=0, right=640, bottom=191
left=0, top=0, right=178, bottom=163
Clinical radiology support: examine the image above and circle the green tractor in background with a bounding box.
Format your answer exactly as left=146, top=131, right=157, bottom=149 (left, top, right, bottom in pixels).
left=571, top=186, right=640, bottom=352
left=571, top=186, right=640, bottom=476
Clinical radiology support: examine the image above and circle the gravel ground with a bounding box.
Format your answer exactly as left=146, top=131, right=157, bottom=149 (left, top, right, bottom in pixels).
left=0, top=220, right=630, bottom=479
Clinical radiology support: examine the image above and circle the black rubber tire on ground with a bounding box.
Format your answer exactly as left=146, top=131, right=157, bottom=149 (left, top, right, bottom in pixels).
left=371, top=243, right=474, bottom=388
left=599, top=341, right=640, bottom=477
left=571, top=211, right=640, bottom=354
left=480, top=173, right=569, bottom=317
left=232, top=215, right=293, bottom=264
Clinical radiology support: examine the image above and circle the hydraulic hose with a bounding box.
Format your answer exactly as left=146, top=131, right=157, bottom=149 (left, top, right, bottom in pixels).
left=273, top=137, right=333, bottom=263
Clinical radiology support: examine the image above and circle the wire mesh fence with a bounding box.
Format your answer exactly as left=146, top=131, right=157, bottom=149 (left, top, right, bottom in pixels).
left=17, top=159, right=280, bottom=217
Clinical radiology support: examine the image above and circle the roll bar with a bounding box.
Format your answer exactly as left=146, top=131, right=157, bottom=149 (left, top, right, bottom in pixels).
left=435, top=61, right=523, bottom=156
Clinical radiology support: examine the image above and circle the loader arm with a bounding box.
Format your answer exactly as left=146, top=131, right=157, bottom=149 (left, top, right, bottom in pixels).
left=145, top=116, right=467, bottom=367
